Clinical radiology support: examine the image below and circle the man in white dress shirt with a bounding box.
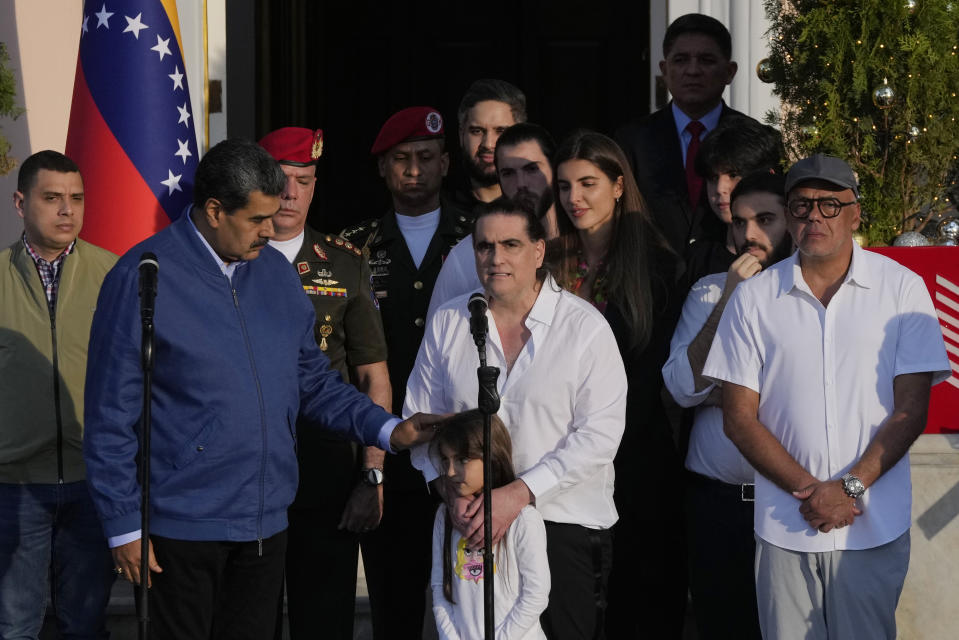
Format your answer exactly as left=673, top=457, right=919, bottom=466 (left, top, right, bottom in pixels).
left=663, top=171, right=791, bottom=639
left=406, top=199, right=627, bottom=640
left=703, top=155, right=951, bottom=640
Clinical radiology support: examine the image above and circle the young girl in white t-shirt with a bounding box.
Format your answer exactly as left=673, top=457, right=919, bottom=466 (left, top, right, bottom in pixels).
left=430, top=410, right=550, bottom=640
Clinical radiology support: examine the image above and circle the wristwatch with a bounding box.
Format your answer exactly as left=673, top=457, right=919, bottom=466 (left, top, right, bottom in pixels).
left=841, top=473, right=865, bottom=499
left=362, top=467, right=384, bottom=487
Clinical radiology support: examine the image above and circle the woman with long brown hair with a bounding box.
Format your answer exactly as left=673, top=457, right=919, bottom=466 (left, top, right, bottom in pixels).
left=552, top=130, right=688, bottom=638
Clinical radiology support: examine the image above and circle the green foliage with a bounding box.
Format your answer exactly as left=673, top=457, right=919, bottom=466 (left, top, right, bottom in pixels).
left=0, top=41, right=25, bottom=176
left=763, top=0, right=959, bottom=244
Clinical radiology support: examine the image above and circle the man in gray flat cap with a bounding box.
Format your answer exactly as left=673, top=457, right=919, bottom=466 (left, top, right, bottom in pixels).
left=704, top=154, right=950, bottom=640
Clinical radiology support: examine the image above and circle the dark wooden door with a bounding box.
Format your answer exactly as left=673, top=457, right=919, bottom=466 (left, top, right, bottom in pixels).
left=255, top=0, right=650, bottom=234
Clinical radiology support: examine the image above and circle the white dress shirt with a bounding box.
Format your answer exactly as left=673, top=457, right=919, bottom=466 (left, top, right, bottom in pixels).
left=662, top=272, right=754, bottom=484
left=405, top=276, right=627, bottom=528
left=426, top=233, right=480, bottom=326
left=703, top=244, right=951, bottom=552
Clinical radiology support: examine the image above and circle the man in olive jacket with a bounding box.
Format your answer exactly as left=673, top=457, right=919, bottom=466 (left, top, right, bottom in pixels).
left=0, top=150, right=117, bottom=638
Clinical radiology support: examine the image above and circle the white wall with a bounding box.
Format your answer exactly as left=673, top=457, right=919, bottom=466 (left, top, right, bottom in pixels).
left=0, top=0, right=225, bottom=249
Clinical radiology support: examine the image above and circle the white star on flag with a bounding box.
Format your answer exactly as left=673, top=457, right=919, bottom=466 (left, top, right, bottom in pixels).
left=168, top=66, right=184, bottom=91
left=123, top=13, right=149, bottom=39
left=177, top=102, right=192, bottom=126
left=174, top=139, right=192, bottom=164
left=95, top=4, right=113, bottom=29
left=151, top=35, right=172, bottom=61
left=161, top=170, right=183, bottom=195
left=82, top=15, right=89, bottom=35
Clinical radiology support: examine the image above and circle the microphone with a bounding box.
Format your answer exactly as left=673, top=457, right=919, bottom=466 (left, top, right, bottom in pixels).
left=138, top=252, right=159, bottom=323
left=468, top=292, right=488, bottom=352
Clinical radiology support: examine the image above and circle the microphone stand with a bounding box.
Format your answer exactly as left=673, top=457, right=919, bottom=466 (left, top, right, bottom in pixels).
left=472, top=308, right=500, bottom=640
left=138, top=298, right=155, bottom=639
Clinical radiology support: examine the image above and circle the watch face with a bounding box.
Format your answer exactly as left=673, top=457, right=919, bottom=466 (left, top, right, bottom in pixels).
left=366, top=468, right=384, bottom=485
left=844, top=475, right=865, bottom=497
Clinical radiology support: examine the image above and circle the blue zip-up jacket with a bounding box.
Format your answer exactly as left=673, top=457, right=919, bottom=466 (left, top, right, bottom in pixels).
left=83, top=214, right=394, bottom=542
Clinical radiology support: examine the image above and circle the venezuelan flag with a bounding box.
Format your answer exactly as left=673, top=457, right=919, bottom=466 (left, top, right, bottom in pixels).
left=66, top=0, right=198, bottom=255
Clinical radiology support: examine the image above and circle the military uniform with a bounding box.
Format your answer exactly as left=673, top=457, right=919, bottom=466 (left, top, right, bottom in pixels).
left=289, top=226, right=387, bottom=508
left=283, top=227, right=388, bottom=640
left=260, top=126, right=393, bottom=640
left=341, top=198, right=472, bottom=639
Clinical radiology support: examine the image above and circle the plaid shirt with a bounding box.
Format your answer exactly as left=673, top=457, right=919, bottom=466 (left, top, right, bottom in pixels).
left=22, top=234, right=76, bottom=312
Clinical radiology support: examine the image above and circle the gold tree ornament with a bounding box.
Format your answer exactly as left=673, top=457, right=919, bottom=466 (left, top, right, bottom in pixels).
left=905, top=0, right=918, bottom=13
left=873, top=78, right=895, bottom=108
left=756, top=58, right=775, bottom=83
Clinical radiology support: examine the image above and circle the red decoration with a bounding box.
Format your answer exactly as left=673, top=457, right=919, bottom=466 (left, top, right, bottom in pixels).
left=869, top=247, right=959, bottom=433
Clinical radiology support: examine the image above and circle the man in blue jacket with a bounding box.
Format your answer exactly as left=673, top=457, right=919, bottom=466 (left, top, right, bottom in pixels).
left=83, top=138, right=439, bottom=640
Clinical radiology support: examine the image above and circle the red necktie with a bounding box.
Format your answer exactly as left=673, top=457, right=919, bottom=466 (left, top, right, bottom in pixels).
left=685, top=120, right=706, bottom=209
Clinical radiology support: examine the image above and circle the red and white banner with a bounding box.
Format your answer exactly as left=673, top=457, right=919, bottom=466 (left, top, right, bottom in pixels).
left=869, top=247, right=959, bottom=434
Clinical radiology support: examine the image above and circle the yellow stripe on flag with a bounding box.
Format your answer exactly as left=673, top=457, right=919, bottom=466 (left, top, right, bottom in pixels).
left=160, top=0, right=186, bottom=62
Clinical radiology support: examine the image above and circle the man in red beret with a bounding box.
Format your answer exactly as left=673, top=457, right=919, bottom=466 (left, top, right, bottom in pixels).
left=342, top=107, right=472, bottom=640
left=258, top=127, right=391, bottom=640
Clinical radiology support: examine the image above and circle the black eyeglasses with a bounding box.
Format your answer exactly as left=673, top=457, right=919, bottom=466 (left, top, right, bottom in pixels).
left=787, top=197, right=857, bottom=219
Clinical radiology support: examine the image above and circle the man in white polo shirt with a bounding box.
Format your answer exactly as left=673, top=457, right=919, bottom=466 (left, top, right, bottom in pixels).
left=703, top=154, right=950, bottom=640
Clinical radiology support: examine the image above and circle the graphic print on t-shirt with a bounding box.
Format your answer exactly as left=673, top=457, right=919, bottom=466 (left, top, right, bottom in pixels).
left=454, top=538, right=495, bottom=583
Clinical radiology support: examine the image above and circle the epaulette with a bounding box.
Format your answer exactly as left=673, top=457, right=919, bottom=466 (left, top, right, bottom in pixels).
left=340, top=218, right=379, bottom=250
left=324, top=234, right=363, bottom=258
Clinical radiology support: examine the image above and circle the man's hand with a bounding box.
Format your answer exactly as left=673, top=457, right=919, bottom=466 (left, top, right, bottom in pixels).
left=794, top=480, right=863, bottom=533
left=389, top=412, right=446, bottom=450
left=111, top=538, right=163, bottom=587
left=338, top=483, right=384, bottom=533
left=448, top=493, right=475, bottom=537
left=458, top=480, right=533, bottom=548
left=724, top=253, right=763, bottom=294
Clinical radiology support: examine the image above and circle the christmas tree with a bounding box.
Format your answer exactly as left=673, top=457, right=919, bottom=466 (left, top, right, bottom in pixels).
left=762, top=0, right=959, bottom=245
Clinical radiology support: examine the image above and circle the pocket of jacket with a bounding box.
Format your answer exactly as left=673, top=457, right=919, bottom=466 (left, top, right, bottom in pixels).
left=170, top=414, right=223, bottom=470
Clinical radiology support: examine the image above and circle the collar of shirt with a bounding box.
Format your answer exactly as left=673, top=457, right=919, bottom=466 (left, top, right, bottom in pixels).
left=524, top=274, right=561, bottom=330
left=268, top=230, right=305, bottom=264
left=779, top=242, right=872, bottom=300
left=22, top=234, right=75, bottom=305
left=187, top=213, right=241, bottom=279
left=673, top=101, right=724, bottom=166
left=22, top=233, right=75, bottom=266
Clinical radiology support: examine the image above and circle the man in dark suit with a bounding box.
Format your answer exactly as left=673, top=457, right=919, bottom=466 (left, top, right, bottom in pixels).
left=616, top=13, right=757, bottom=259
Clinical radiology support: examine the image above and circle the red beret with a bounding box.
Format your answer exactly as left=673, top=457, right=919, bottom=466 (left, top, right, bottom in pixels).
left=370, top=106, right=444, bottom=155
left=258, top=127, right=324, bottom=165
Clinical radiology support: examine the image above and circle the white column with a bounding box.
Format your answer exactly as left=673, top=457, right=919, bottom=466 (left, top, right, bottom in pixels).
left=205, top=0, right=227, bottom=148
left=176, top=0, right=205, bottom=156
